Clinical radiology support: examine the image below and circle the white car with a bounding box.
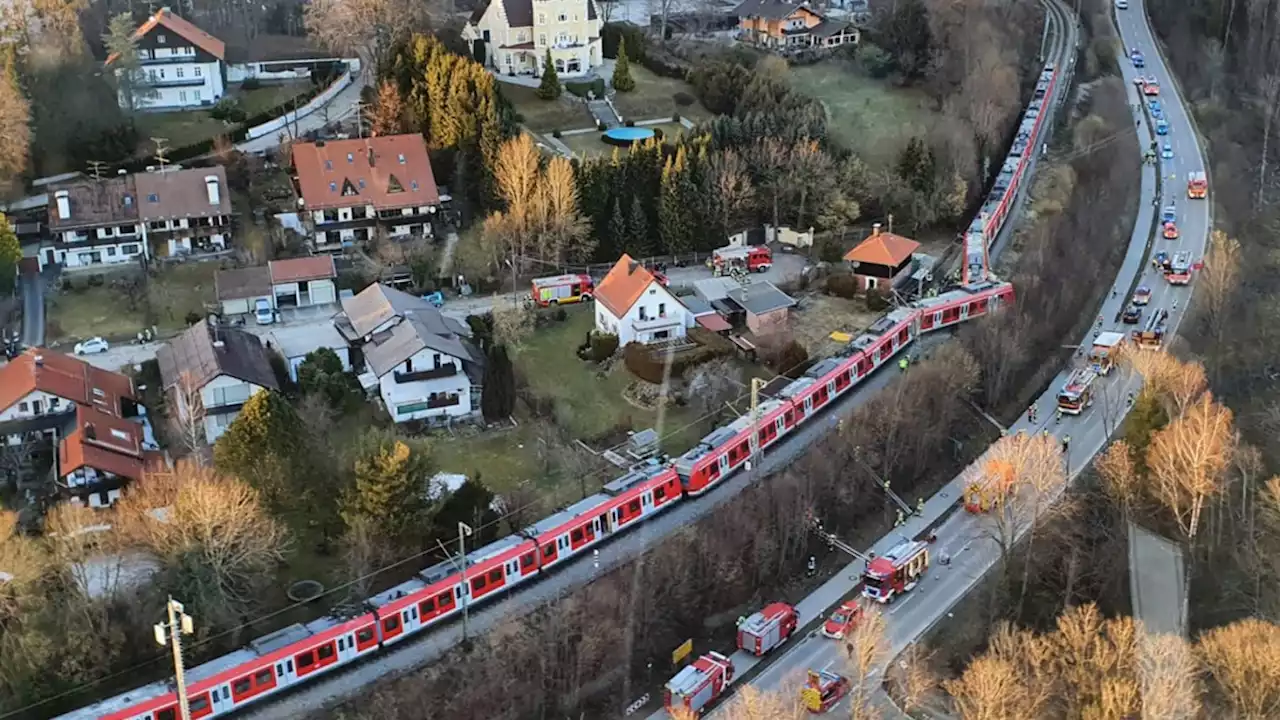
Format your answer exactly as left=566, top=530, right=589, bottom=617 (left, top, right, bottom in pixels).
left=1116, top=0, right=1128, bottom=8
left=74, top=337, right=109, bottom=355
left=255, top=298, right=275, bottom=326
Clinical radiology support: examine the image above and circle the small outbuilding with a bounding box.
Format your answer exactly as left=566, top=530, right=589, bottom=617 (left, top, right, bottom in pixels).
left=843, top=223, right=920, bottom=293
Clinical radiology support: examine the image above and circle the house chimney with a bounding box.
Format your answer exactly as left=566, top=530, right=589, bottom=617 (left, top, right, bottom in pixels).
left=54, top=190, right=70, bottom=220
left=205, top=175, right=220, bottom=206
left=872, top=222, right=881, bottom=236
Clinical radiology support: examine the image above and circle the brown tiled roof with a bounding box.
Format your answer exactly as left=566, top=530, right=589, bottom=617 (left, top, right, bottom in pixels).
left=106, top=8, right=225, bottom=65
left=48, top=176, right=139, bottom=230
left=58, top=405, right=146, bottom=481
left=0, top=348, right=136, bottom=417
left=216, top=266, right=272, bottom=301
left=269, top=256, right=336, bottom=284
left=292, top=134, right=440, bottom=211
left=843, top=231, right=920, bottom=267
left=156, top=320, right=279, bottom=392
left=134, top=167, right=231, bottom=222
left=595, top=254, right=658, bottom=318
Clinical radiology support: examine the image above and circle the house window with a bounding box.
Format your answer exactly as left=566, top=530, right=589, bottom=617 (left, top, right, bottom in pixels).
left=157, top=34, right=166, bottom=44
left=148, top=69, right=157, bottom=81
left=558, top=32, right=568, bottom=45
left=658, top=302, right=666, bottom=317
left=107, top=247, right=117, bottom=256
left=122, top=244, right=139, bottom=255
left=538, top=34, right=546, bottom=46
left=558, top=13, right=567, bottom=22
left=18, top=402, right=27, bottom=413
left=176, top=67, right=185, bottom=78
left=194, top=66, right=202, bottom=77
left=179, top=91, right=187, bottom=102
left=433, top=353, right=442, bottom=368
left=194, top=90, right=201, bottom=102
left=537, top=12, right=546, bottom=23
left=404, top=358, right=413, bottom=372
left=639, top=306, right=648, bottom=320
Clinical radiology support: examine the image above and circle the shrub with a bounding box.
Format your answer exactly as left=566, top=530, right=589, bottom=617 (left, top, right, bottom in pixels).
left=764, top=339, right=810, bottom=377
left=857, top=42, right=895, bottom=79
left=588, top=332, right=619, bottom=362
left=673, top=91, right=694, bottom=107
left=565, top=78, right=606, bottom=98
left=623, top=342, right=668, bottom=384
left=239, top=77, right=262, bottom=91
left=185, top=311, right=203, bottom=326
left=825, top=273, right=860, bottom=299
left=553, top=307, right=568, bottom=322
left=672, top=113, right=681, bottom=123
left=552, top=128, right=563, bottom=138
left=612, top=38, right=637, bottom=93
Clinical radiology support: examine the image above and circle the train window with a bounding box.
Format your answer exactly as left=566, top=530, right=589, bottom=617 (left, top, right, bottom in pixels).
left=488, top=568, right=502, bottom=583
left=318, top=643, right=335, bottom=661
left=629, top=499, right=641, bottom=514
left=521, top=551, right=535, bottom=568
left=338, top=637, right=346, bottom=651
left=276, top=663, right=284, bottom=675
left=571, top=528, right=583, bottom=543
left=158, top=709, right=177, bottom=720
left=234, top=678, right=252, bottom=695
left=297, top=651, right=315, bottom=669
left=383, top=615, right=400, bottom=632
left=190, top=696, right=209, bottom=712
left=255, top=669, right=274, bottom=685
left=655, top=485, right=666, bottom=501
left=418, top=598, right=436, bottom=615
left=439, top=590, right=454, bottom=607
left=471, top=575, right=487, bottom=592
left=287, top=660, right=294, bottom=673
left=542, top=543, right=555, bottom=559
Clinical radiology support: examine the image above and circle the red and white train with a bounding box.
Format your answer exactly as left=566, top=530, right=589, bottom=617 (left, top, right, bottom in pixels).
left=57, top=61, right=1062, bottom=720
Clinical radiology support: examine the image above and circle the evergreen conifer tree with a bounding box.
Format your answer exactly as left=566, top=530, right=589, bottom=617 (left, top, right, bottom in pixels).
left=537, top=50, right=562, bottom=99
left=612, top=39, right=636, bottom=93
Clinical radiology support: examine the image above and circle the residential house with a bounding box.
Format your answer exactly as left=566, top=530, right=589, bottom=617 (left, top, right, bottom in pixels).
left=727, top=281, right=796, bottom=336
left=0, top=348, right=152, bottom=507
left=134, top=167, right=232, bottom=257
left=594, top=255, right=692, bottom=346
left=734, top=0, right=859, bottom=50
left=292, top=135, right=441, bottom=252
left=265, top=323, right=352, bottom=383
left=104, top=7, right=227, bottom=111
left=269, top=256, right=338, bottom=310
left=156, top=318, right=281, bottom=443
left=0, top=348, right=141, bottom=445
left=45, top=176, right=147, bottom=270
left=41, top=168, right=233, bottom=270
left=842, top=223, right=921, bottom=293
left=334, top=284, right=483, bottom=424
left=58, top=405, right=161, bottom=509
left=463, top=0, right=603, bottom=77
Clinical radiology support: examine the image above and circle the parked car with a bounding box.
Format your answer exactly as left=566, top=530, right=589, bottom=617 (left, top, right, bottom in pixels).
left=1132, top=286, right=1152, bottom=305
left=74, top=337, right=109, bottom=355
left=255, top=298, right=275, bottom=326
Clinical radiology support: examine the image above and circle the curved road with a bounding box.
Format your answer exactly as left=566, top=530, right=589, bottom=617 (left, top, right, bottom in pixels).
left=706, top=0, right=1210, bottom=713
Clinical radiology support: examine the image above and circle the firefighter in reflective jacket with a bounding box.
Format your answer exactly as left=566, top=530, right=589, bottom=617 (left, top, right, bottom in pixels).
left=899, top=356, right=909, bottom=372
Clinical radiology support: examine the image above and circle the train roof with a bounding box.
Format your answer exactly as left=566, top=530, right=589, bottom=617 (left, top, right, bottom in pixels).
left=602, top=459, right=672, bottom=495
left=675, top=425, right=741, bottom=469
left=522, top=493, right=612, bottom=537
left=368, top=577, right=429, bottom=608
left=54, top=675, right=180, bottom=720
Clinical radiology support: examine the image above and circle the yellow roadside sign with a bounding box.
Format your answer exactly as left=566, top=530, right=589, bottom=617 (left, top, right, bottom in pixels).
left=801, top=687, right=822, bottom=712
left=672, top=638, right=693, bottom=665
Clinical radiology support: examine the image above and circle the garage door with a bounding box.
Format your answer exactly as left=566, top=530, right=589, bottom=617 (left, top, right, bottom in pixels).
left=223, top=299, right=249, bottom=315
left=310, top=281, right=336, bottom=305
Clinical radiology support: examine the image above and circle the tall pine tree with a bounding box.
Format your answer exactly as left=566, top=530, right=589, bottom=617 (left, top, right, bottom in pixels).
left=608, top=198, right=628, bottom=255
left=480, top=344, right=516, bottom=421
left=658, top=149, right=692, bottom=255
left=627, top=195, right=651, bottom=257
left=340, top=429, right=434, bottom=547
left=537, top=49, right=562, bottom=99
left=612, top=38, right=636, bottom=93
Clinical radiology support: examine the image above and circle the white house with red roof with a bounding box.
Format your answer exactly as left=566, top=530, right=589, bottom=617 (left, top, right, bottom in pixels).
left=105, top=7, right=227, bottom=111
left=594, top=255, right=691, bottom=346
left=291, top=134, right=442, bottom=252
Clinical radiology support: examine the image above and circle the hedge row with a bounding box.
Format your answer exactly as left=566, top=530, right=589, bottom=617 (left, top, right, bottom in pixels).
left=601, top=23, right=691, bottom=81
left=622, top=333, right=732, bottom=384
left=565, top=78, right=606, bottom=99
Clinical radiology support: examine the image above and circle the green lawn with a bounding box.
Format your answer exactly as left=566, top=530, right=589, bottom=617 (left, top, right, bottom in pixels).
left=137, top=80, right=314, bottom=150
left=789, top=60, right=940, bottom=168
left=609, top=66, right=711, bottom=124
left=500, top=83, right=595, bottom=133
left=558, top=122, right=691, bottom=158
left=47, top=262, right=220, bottom=343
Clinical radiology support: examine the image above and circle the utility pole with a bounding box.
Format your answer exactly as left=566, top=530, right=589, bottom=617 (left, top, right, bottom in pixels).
left=354, top=101, right=367, bottom=138
left=458, top=521, right=473, bottom=639
left=154, top=596, right=195, bottom=720
left=747, top=377, right=766, bottom=471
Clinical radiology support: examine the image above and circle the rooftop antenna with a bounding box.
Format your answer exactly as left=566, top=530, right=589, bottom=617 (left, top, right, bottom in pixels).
left=886, top=213, right=894, bottom=234
left=86, top=160, right=108, bottom=180
left=355, top=100, right=367, bottom=139
left=151, top=137, right=171, bottom=172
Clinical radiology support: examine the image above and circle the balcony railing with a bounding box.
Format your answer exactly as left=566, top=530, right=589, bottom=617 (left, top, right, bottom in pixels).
left=632, top=314, right=680, bottom=331
left=394, top=363, right=458, bottom=384
left=144, top=76, right=209, bottom=88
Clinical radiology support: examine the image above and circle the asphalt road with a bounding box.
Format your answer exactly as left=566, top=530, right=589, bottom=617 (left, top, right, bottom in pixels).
left=19, top=268, right=44, bottom=348
left=705, top=0, right=1210, bottom=713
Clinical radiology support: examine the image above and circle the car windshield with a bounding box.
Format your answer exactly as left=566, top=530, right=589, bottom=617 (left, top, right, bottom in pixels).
left=831, top=612, right=847, bottom=624
left=864, top=576, right=886, bottom=592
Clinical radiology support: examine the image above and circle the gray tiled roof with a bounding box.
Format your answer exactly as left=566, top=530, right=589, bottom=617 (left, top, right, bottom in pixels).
left=727, top=281, right=796, bottom=315
left=341, top=284, right=460, bottom=338
left=364, top=312, right=482, bottom=377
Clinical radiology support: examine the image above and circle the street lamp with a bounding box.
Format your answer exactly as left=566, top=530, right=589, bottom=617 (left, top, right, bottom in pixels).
left=154, top=597, right=195, bottom=720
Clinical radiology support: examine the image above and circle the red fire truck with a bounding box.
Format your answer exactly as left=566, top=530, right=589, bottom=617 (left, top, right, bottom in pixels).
left=737, top=602, right=798, bottom=656
left=1166, top=251, right=1193, bottom=285
left=800, top=669, right=851, bottom=714
left=664, top=651, right=735, bottom=716
left=1132, top=309, right=1168, bottom=350
left=531, top=273, right=594, bottom=307
left=1056, top=368, right=1097, bottom=415
left=862, top=540, right=930, bottom=604
left=711, top=245, right=773, bottom=275
left=1187, top=171, right=1208, bottom=199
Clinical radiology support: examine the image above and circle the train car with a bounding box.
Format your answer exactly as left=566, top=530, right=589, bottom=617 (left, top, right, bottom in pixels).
left=916, top=282, right=1015, bottom=333
left=674, top=400, right=791, bottom=495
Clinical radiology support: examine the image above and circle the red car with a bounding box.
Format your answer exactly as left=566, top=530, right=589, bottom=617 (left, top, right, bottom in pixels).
left=1163, top=222, right=1179, bottom=239
left=822, top=600, right=863, bottom=640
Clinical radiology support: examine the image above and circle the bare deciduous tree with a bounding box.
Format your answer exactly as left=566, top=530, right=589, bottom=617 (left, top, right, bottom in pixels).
left=171, top=370, right=208, bottom=461
left=304, top=0, right=429, bottom=75
left=1137, top=632, right=1201, bottom=720
left=1147, top=393, right=1235, bottom=538
left=843, top=605, right=888, bottom=720
left=1197, top=618, right=1280, bottom=719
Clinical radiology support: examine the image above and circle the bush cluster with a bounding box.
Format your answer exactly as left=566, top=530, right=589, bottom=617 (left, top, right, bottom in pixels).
left=565, top=78, right=606, bottom=98
left=825, top=273, right=860, bottom=299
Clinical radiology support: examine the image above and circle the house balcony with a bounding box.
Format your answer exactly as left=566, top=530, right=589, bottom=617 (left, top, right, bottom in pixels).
left=782, top=25, right=813, bottom=36
left=394, top=363, right=458, bottom=384
left=632, top=314, right=681, bottom=332
left=427, top=394, right=461, bottom=409
left=144, top=76, right=209, bottom=88
left=138, top=52, right=201, bottom=64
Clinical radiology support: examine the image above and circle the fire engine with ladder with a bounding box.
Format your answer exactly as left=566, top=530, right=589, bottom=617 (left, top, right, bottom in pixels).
left=664, top=651, right=735, bottom=716
left=964, top=458, right=1016, bottom=513
left=710, top=245, right=773, bottom=276
left=862, top=540, right=930, bottom=604
left=1132, top=309, right=1168, bottom=350
left=800, top=669, right=851, bottom=714
left=1056, top=368, right=1097, bottom=415
left=736, top=602, right=798, bottom=657
left=1187, top=171, right=1208, bottom=199
left=1088, top=331, right=1126, bottom=375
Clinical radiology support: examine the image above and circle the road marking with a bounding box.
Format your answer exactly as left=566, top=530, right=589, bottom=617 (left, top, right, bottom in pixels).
left=887, top=592, right=921, bottom=615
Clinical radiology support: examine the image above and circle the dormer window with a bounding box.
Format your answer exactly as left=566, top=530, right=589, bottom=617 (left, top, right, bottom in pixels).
left=329, top=181, right=338, bottom=192
left=398, top=154, right=406, bottom=164
left=387, top=174, right=404, bottom=193
left=346, top=153, right=354, bottom=163
left=325, top=160, right=333, bottom=170
left=147, top=194, right=159, bottom=202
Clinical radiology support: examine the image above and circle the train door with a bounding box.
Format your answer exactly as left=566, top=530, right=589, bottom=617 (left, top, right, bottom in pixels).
left=773, top=415, right=786, bottom=443
left=959, top=303, right=970, bottom=321
left=596, top=509, right=612, bottom=535
left=804, top=395, right=814, bottom=416
left=209, top=685, right=234, bottom=715
left=274, top=657, right=296, bottom=685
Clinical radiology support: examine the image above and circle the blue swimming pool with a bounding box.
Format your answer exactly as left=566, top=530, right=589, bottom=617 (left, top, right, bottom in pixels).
left=602, top=126, right=659, bottom=146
